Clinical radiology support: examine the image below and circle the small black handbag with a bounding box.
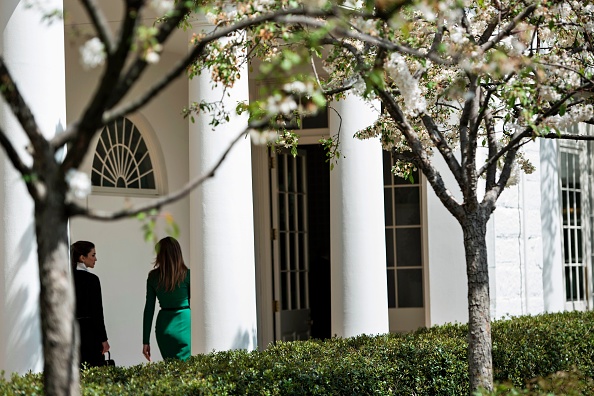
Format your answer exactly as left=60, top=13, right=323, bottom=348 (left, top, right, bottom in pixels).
left=103, top=351, right=115, bottom=367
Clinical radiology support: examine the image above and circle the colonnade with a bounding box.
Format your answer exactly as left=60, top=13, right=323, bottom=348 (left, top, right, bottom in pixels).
left=0, top=2, right=389, bottom=375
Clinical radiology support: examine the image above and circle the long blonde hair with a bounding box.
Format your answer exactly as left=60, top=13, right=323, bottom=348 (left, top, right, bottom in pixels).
left=151, top=237, right=188, bottom=292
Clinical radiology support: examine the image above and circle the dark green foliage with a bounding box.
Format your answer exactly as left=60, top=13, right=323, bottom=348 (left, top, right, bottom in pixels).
left=1, top=311, right=593, bottom=395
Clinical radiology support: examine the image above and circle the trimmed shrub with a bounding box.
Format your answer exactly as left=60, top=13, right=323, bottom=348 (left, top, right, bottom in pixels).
left=0, top=311, right=593, bottom=395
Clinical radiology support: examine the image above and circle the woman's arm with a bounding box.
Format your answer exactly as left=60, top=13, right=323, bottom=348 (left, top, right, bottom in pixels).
left=142, top=275, right=157, bottom=346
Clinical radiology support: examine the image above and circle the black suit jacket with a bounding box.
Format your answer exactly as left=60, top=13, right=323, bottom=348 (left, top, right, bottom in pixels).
left=74, top=269, right=108, bottom=365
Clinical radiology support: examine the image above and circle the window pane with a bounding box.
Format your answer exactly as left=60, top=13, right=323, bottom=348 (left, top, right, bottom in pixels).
left=395, top=187, right=421, bottom=226
left=302, top=106, right=328, bottom=129
left=387, top=269, right=396, bottom=308
left=383, top=151, right=393, bottom=185
left=386, top=229, right=395, bottom=268
left=397, top=269, right=423, bottom=308
left=396, top=228, right=422, bottom=267
left=563, top=228, right=570, bottom=263
left=279, top=192, right=286, bottom=230
left=575, top=192, right=581, bottom=226
left=578, top=266, right=585, bottom=300
left=565, top=266, right=572, bottom=300
left=298, top=195, right=305, bottom=230
left=562, top=192, right=568, bottom=226
left=289, top=194, right=295, bottom=230
left=576, top=229, right=582, bottom=262
left=277, top=155, right=285, bottom=192
left=280, top=232, right=287, bottom=271
left=299, top=271, right=307, bottom=309
left=299, top=233, right=305, bottom=271
left=384, top=188, right=393, bottom=226
left=296, top=155, right=304, bottom=192
left=395, top=169, right=419, bottom=185
left=290, top=271, right=297, bottom=310
left=282, top=272, right=288, bottom=310
left=290, top=233, right=297, bottom=270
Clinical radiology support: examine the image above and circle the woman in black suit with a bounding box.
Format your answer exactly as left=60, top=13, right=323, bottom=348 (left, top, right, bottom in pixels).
left=71, top=241, right=110, bottom=368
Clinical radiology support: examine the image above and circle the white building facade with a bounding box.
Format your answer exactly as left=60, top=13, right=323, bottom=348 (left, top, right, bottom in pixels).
left=0, top=0, right=587, bottom=374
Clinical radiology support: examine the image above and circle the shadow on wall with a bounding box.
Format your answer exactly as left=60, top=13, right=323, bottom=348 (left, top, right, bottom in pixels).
left=540, top=139, right=562, bottom=311
left=5, top=221, right=43, bottom=375
left=231, top=327, right=258, bottom=351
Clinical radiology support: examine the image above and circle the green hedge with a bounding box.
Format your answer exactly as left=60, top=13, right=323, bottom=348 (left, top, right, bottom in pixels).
left=1, top=311, right=593, bottom=395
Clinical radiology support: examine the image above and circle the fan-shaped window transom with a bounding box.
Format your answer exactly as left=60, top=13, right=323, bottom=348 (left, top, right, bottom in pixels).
left=91, top=118, right=157, bottom=194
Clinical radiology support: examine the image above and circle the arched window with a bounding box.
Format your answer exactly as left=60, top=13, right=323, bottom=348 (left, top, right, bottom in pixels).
left=91, top=117, right=158, bottom=195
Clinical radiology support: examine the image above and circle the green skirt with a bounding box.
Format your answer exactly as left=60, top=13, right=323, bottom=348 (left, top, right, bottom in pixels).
left=155, top=309, right=191, bottom=361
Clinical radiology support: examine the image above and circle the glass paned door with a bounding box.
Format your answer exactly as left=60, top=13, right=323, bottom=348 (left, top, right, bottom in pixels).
left=271, top=148, right=311, bottom=341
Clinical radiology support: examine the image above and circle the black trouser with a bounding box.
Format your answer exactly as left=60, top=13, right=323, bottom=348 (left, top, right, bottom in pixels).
left=78, top=318, right=104, bottom=368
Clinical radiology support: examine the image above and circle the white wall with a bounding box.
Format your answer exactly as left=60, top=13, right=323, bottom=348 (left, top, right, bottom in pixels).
left=426, top=133, right=549, bottom=326
left=489, top=141, right=545, bottom=318
left=426, top=155, right=468, bottom=326
left=65, top=16, right=190, bottom=365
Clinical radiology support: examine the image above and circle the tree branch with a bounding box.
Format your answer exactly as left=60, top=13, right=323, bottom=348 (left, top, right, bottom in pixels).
left=275, top=15, right=454, bottom=65
left=104, top=1, right=195, bottom=110
left=480, top=4, right=537, bottom=53
left=0, top=125, right=34, bottom=184
left=60, top=0, right=142, bottom=172
left=375, top=87, right=464, bottom=221
left=79, top=0, right=116, bottom=53
left=484, top=110, right=498, bottom=193
left=420, top=114, right=464, bottom=185
left=477, top=84, right=592, bottom=177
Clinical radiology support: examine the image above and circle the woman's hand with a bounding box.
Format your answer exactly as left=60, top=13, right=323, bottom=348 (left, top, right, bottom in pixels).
left=143, top=344, right=151, bottom=361
left=101, top=341, right=110, bottom=354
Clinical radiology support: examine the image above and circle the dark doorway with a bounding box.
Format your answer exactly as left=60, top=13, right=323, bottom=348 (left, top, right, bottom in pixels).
left=304, top=144, right=331, bottom=340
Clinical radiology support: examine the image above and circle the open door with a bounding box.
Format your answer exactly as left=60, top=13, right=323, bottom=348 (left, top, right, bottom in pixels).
left=270, top=148, right=311, bottom=341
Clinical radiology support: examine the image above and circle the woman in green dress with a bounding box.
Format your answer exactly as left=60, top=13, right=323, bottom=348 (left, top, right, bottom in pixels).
left=142, top=237, right=191, bottom=361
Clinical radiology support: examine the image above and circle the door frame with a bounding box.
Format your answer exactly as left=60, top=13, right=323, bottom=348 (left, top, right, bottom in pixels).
left=252, top=131, right=329, bottom=348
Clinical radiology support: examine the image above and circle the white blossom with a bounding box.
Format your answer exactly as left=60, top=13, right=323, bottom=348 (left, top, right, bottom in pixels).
left=145, top=51, right=160, bottom=64
left=449, top=26, right=468, bottom=44
left=149, top=0, right=175, bottom=15
left=144, top=45, right=162, bottom=64
left=385, top=53, right=427, bottom=116
left=539, top=86, right=562, bottom=102
left=79, top=38, right=105, bottom=70
left=66, top=169, right=92, bottom=200
left=267, top=94, right=297, bottom=115
left=249, top=129, right=278, bottom=145
left=545, top=104, right=594, bottom=130
left=283, top=81, right=314, bottom=95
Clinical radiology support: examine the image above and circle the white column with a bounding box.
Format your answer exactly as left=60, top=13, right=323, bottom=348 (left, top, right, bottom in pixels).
left=188, top=32, right=257, bottom=353
left=329, top=95, right=389, bottom=337
left=0, top=0, right=66, bottom=375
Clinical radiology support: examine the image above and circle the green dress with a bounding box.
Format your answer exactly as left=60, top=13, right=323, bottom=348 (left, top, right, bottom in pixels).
left=142, top=269, right=191, bottom=361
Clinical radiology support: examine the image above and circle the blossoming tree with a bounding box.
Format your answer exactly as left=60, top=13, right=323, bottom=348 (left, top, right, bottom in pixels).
left=1, top=0, right=594, bottom=394
left=199, top=0, right=594, bottom=393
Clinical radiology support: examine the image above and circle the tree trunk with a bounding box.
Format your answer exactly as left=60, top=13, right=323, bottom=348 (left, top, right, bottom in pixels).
left=35, top=198, right=79, bottom=396
left=462, top=213, right=493, bottom=393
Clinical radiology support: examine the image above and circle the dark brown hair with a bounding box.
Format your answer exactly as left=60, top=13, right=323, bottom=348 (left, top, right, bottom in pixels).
left=70, top=241, right=95, bottom=270
left=151, top=237, right=188, bottom=292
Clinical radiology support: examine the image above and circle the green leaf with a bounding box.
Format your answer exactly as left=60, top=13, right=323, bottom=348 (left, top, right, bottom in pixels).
left=559, top=103, right=567, bottom=116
